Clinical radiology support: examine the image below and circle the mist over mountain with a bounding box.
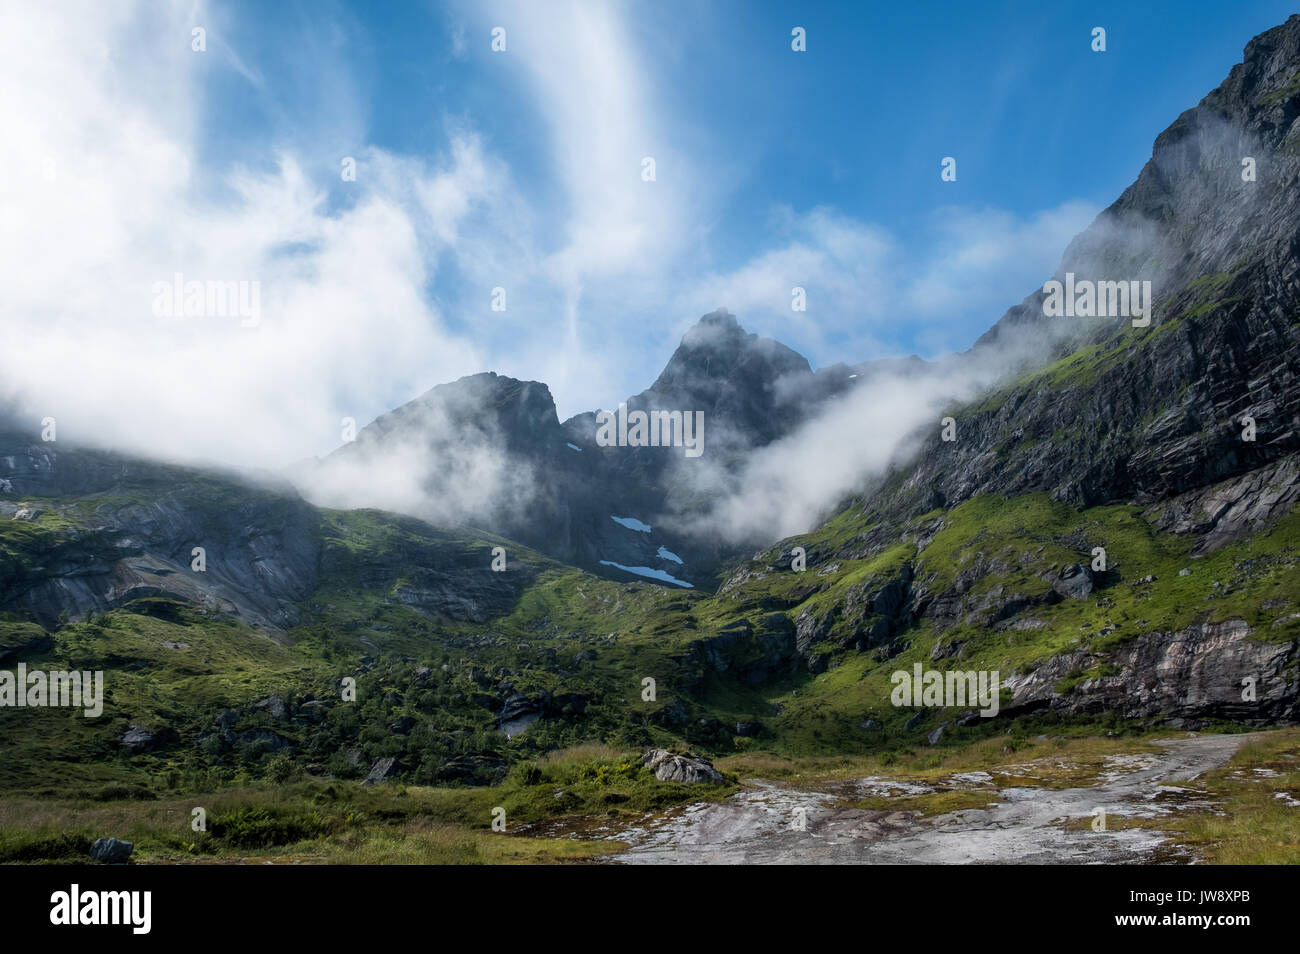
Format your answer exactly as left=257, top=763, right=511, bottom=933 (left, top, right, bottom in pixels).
left=3, top=6, right=1300, bottom=875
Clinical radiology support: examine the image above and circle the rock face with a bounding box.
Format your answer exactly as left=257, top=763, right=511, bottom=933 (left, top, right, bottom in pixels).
left=1005, top=618, right=1298, bottom=723
left=641, top=748, right=725, bottom=784
left=307, top=311, right=932, bottom=589
left=1145, top=456, right=1300, bottom=553
left=0, top=431, right=321, bottom=634
left=89, top=837, right=133, bottom=864
left=685, top=615, right=799, bottom=686
left=870, top=16, right=1300, bottom=529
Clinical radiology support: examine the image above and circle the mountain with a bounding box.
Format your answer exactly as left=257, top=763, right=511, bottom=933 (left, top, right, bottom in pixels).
left=713, top=15, right=1300, bottom=728
left=2, top=16, right=1300, bottom=798
left=922, top=15, right=1300, bottom=525
left=310, top=307, right=893, bottom=588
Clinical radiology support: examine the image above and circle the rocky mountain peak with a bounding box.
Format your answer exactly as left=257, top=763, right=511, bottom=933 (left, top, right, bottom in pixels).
left=351, top=371, right=562, bottom=457
left=653, top=309, right=811, bottom=395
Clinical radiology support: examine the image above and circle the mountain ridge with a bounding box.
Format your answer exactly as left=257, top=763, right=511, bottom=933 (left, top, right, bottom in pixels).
left=2, top=15, right=1300, bottom=803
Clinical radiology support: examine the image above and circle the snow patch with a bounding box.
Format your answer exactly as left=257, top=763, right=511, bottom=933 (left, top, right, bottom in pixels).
left=610, top=515, right=652, bottom=533
left=657, top=546, right=684, bottom=564
left=567, top=442, right=582, bottom=452
left=599, top=560, right=693, bottom=588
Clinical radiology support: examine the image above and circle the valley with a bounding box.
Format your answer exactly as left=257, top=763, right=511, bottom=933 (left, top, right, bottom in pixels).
left=4, top=13, right=1300, bottom=868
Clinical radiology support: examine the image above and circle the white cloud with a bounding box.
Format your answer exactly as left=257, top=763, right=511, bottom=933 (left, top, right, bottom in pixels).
left=904, top=200, right=1101, bottom=318
left=0, top=1, right=483, bottom=469
left=0, top=0, right=1104, bottom=546
left=674, top=200, right=1101, bottom=368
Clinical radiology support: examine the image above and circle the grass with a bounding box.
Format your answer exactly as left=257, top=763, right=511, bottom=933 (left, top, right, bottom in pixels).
left=717, top=732, right=1166, bottom=785
left=1167, top=728, right=1300, bottom=863
left=0, top=744, right=731, bottom=864
left=1053, top=728, right=1300, bottom=864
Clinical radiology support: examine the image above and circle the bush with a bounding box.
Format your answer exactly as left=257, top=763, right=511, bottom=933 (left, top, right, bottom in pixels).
left=508, top=761, right=542, bottom=786
left=265, top=753, right=297, bottom=784
left=210, top=807, right=329, bottom=849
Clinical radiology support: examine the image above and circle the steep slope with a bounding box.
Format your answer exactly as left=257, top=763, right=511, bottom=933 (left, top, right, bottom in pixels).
left=884, top=15, right=1300, bottom=526
left=700, top=18, right=1300, bottom=739
left=0, top=426, right=320, bottom=634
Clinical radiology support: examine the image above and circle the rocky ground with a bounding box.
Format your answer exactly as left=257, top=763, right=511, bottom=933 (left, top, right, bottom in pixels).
left=596, top=733, right=1261, bottom=864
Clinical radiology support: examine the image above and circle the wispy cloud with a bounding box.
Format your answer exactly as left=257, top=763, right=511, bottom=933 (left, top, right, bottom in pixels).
left=0, top=0, right=1101, bottom=541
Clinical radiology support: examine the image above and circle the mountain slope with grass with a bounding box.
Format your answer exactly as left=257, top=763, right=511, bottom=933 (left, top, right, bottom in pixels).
left=1, top=18, right=1299, bottom=857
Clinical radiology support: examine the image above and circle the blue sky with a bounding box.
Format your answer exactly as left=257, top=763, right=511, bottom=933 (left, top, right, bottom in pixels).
left=3, top=0, right=1295, bottom=465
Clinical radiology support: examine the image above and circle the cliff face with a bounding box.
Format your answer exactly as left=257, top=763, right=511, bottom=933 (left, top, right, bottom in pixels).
left=884, top=17, right=1300, bottom=528
left=0, top=428, right=321, bottom=634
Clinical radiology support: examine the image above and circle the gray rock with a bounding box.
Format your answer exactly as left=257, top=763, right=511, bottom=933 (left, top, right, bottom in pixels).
left=641, top=748, right=724, bottom=784
left=121, top=724, right=155, bottom=752
left=1002, top=617, right=1297, bottom=722
left=363, top=756, right=396, bottom=785
left=1052, top=563, right=1094, bottom=600
left=252, top=694, right=288, bottom=720
left=927, top=724, right=946, bottom=746
left=89, top=837, right=133, bottom=864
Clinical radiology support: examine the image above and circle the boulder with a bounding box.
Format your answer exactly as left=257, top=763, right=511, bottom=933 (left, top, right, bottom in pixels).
left=252, top=694, right=288, bottom=720
left=121, top=724, right=156, bottom=753
left=89, top=837, right=133, bottom=864
left=363, top=756, right=396, bottom=785
left=1052, top=563, right=1094, bottom=600
left=641, top=748, right=724, bottom=784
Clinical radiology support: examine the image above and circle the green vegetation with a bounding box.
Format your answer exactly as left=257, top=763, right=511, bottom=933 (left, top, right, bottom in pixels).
left=0, top=744, right=732, bottom=864
left=1, top=408, right=1296, bottom=864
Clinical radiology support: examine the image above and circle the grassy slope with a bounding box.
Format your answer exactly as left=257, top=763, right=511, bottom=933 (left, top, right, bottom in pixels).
left=2, top=395, right=1297, bottom=861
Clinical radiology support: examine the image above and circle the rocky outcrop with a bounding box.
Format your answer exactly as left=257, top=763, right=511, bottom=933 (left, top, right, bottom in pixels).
left=1051, top=564, right=1094, bottom=600
left=1145, top=455, right=1300, bottom=552
left=0, top=433, right=321, bottom=634
left=684, top=615, right=799, bottom=685
left=1004, top=618, right=1298, bottom=723
left=641, top=748, right=725, bottom=784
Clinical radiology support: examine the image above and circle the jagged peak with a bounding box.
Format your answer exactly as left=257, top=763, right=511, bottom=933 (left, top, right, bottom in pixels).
left=655, top=310, right=811, bottom=391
